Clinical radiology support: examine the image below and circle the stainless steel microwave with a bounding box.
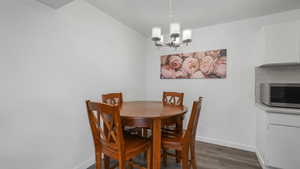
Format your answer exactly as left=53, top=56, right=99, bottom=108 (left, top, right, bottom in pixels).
left=260, top=83, right=300, bottom=109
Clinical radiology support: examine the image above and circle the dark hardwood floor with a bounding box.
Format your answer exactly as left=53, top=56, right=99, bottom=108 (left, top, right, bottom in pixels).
left=87, top=141, right=262, bottom=169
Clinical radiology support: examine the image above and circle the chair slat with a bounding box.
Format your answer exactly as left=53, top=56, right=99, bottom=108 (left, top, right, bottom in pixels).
left=102, top=93, right=123, bottom=106
left=162, top=92, right=184, bottom=106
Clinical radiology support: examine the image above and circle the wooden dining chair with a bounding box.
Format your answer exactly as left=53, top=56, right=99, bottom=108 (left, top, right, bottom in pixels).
left=162, top=97, right=203, bottom=169
left=102, top=93, right=123, bottom=106
left=86, top=100, right=152, bottom=169
left=142, top=92, right=185, bottom=139
left=162, top=91, right=184, bottom=128
left=162, top=91, right=184, bottom=129
left=161, top=92, right=185, bottom=162
left=162, top=92, right=184, bottom=107
left=102, top=92, right=144, bottom=137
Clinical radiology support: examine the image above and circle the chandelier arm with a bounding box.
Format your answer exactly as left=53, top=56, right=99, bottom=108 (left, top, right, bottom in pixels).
left=154, top=41, right=190, bottom=49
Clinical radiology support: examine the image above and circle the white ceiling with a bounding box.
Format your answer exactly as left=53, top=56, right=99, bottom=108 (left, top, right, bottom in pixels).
left=87, top=0, right=300, bottom=36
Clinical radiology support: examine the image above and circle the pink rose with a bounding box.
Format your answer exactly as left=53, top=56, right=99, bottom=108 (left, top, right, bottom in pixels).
left=199, top=56, right=216, bottom=75
left=175, top=70, right=188, bottom=78
left=168, top=55, right=183, bottom=69
left=161, top=56, right=168, bottom=65
left=161, top=65, right=176, bottom=78
left=214, top=57, right=226, bottom=78
left=182, top=57, right=199, bottom=75
left=191, top=71, right=205, bottom=79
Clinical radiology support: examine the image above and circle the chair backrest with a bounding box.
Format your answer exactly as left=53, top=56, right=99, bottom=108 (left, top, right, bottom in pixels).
left=102, top=93, right=123, bottom=106
left=86, top=100, right=124, bottom=152
left=162, top=92, right=184, bottom=106
left=184, top=97, right=203, bottom=142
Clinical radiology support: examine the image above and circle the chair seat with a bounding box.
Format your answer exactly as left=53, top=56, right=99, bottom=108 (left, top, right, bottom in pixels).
left=161, top=130, right=185, bottom=151
left=103, top=134, right=151, bottom=160
left=124, top=135, right=150, bottom=154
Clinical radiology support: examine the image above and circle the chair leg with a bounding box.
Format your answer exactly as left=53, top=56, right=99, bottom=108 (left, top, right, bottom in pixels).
left=162, top=149, right=167, bottom=166
left=181, top=147, right=189, bottom=169
left=104, top=155, right=110, bottom=169
left=143, top=128, right=148, bottom=137
left=128, top=159, right=133, bottom=169
left=176, top=150, right=181, bottom=163
left=191, top=142, right=197, bottom=169
left=138, top=128, right=143, bottom=136
left=119, top=158, right=126, bottom=169
left=95, top=151, right=102, bottom=169
left=176, top=117, right=183, bottom=164
left=147, top=147, right=152, bottom=169
left=142, top=128, right=148, bottom=160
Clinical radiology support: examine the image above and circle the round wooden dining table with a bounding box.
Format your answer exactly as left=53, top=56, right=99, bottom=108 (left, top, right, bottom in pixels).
left=119, top=101, right=188, bottom=169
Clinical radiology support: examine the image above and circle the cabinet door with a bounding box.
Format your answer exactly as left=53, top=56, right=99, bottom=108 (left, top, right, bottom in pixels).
left=263, top=20, right=300, bottom=64
left=266, top=124, right=300, bottom=169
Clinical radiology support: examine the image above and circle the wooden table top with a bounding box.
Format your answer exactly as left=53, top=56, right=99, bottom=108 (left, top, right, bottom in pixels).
left=119, top=101, right=188, bottom=119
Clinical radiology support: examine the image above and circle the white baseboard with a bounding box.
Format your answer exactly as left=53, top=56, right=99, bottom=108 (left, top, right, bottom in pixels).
left=73, top=157, right=94, bottom=169
left=196, top=136, right=256, bottom=152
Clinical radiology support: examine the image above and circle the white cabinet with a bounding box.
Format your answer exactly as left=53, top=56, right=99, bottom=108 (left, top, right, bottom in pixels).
left=262, top=20, right=300, bottom=64
left=256, top=107, right=300, bottom=169
left=266, top=124, right=300, bottom=169
left=265, top=113, right=300, bottom=169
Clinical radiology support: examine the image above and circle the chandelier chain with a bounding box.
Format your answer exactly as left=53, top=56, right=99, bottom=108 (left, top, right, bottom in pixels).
left=169, top=0, right=173, bottom=22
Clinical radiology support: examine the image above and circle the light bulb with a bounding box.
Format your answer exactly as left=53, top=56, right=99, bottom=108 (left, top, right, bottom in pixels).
left=182, top=29, right=192, bottom=43
left=170, top=22, right=180, bottom=38
left=152, top=27, right=161, bottom=41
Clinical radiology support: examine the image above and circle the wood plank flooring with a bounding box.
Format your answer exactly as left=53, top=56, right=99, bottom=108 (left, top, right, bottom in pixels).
left=87, top=141, right=262, bottom=169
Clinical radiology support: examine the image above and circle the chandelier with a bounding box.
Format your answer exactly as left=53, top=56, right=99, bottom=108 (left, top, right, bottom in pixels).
left=151, top=0, right=192, bottom=49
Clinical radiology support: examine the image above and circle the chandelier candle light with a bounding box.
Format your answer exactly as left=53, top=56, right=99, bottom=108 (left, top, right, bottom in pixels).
left=151, top=0, right=192, bottom=49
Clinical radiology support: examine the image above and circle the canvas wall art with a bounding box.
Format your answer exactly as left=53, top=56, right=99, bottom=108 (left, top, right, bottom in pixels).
left=160, top=49, right=227, bottom=79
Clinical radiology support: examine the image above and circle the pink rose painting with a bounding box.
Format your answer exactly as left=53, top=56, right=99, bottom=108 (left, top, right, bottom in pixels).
left=160, top=49, right=227, bottom=79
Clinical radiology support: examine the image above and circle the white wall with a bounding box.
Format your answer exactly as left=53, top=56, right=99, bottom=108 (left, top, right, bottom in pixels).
left=144, top=9, right=300, bottom=151
left=0, top=0, right=146, bottom=169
